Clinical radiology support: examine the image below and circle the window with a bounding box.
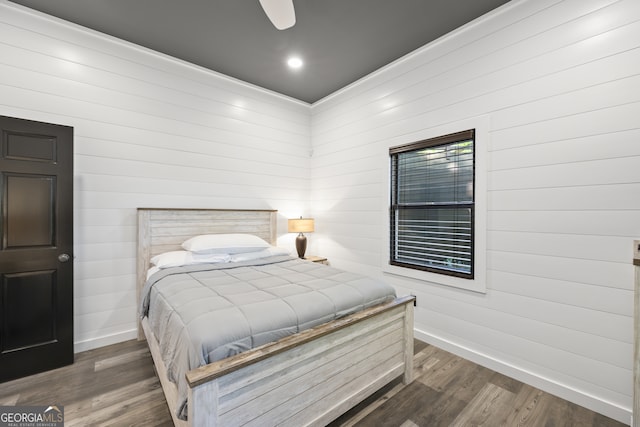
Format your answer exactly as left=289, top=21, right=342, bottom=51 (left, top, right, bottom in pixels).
left=389, top=129, right=475, bottom=279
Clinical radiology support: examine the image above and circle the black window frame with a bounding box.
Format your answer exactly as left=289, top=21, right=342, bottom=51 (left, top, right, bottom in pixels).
left=389, top=129, right=475, bottom=279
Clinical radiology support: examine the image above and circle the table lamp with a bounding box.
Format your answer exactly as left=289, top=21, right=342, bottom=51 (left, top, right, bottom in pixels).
left=288, top=217, right=314, bottom=258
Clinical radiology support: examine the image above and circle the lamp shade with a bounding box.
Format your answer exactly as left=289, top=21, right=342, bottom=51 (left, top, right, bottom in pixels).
left=288, top=218, right=314, bottom=233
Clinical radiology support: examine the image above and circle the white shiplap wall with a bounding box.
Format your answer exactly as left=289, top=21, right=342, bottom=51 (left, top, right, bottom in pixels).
left=0, top=2, right=312, bottom=351
left=310, top=0, right=639, bottom=423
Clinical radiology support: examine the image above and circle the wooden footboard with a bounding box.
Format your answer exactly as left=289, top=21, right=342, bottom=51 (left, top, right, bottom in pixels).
left=143, top=295, right=414, bottom=427
left=186, top=295, right=414, bottom=427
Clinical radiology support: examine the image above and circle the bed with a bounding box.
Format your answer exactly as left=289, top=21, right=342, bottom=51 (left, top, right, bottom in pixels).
left=137, top=208, right=415, bottom=427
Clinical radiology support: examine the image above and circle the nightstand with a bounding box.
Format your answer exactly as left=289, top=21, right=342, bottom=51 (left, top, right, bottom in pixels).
left=304, top=255, right=328, bottom=265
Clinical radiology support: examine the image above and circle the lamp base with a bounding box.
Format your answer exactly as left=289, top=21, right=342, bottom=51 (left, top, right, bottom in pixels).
left=295, top=233, right=307, bottom=258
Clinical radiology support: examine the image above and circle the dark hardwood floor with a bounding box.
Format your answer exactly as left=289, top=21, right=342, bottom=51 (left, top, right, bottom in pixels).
left=0, top=339, right=627, bottom=426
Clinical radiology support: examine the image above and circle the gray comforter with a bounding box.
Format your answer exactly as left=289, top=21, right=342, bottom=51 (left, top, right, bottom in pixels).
left=139, top=255, right=396, bottom=420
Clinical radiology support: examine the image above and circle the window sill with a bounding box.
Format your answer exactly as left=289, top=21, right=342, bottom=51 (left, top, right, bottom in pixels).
left=382, top=263, right=486, bottom=293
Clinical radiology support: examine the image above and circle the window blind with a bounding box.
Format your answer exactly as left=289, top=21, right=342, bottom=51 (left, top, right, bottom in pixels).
left=390, top=130, right=474, bottom=278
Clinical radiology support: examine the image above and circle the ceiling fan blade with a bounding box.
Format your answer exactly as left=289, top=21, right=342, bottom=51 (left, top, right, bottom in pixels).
left=259, top=0, right=296, bottom=30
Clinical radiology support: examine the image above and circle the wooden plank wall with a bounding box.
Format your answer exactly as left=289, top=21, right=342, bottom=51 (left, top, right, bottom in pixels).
left=309, top=0, right=640, bottom=424
left=0, top=2, right=312, bottom=352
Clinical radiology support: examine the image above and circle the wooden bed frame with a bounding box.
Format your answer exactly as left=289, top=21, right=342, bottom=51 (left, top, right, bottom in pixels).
left=137, top=208, right=415, bottom=427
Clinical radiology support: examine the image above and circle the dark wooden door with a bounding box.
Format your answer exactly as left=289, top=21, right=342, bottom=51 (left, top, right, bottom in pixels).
left=0, top=116, right=73, bottom=382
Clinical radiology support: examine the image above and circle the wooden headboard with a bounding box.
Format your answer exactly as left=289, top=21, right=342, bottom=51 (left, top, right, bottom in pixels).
left=136, top=208, right=278, bottom=337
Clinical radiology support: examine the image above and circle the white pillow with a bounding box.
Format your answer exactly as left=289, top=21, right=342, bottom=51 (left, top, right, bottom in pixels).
left=229, top=246, right=291, bottom=262
left=146, top=265, right=161, bottom=280
left=181, top=233, right=271, bottom=254
left=150, top=250, right=230, bottom=269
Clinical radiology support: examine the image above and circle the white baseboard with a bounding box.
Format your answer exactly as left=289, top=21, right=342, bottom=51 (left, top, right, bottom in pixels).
left=74, top=329, right=138, bottom=353
left=414, top=328, right=632, bottom=425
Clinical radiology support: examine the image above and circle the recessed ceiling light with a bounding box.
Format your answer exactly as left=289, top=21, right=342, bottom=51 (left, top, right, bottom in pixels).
left=287, top=57, right=303, bottom=69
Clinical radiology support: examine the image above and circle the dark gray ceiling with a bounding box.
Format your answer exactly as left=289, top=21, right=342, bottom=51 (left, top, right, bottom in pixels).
left=10, top=0, right=510, bottom=103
